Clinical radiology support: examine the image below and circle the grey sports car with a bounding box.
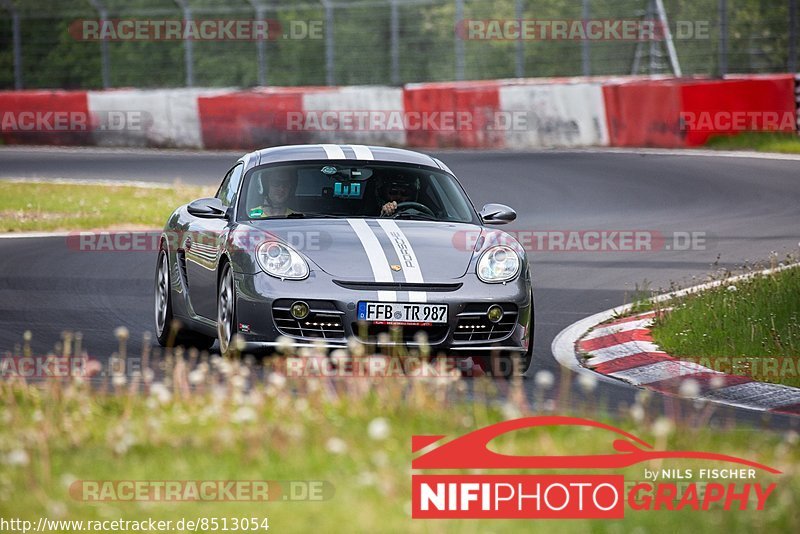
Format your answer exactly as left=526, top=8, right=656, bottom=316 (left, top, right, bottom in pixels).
left=154, top=144, right=533, bottom=374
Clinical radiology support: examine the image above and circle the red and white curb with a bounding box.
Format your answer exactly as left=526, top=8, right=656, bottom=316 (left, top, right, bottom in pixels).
left=552, top=264, right=800, bottom=416
left=576, top=311, right=800, bottom=416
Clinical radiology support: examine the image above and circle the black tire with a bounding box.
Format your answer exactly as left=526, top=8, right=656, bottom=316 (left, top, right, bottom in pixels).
left=217, top=262, right=238, bottom=356
left=154, top=248, right=215, bottom=350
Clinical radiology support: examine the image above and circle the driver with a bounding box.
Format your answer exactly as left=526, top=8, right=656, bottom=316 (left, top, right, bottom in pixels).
left=378, top=174, right=420, bottom=217
left=252, top=168, right=296, bottom=217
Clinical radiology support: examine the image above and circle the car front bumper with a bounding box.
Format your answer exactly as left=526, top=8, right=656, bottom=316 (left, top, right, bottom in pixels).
left=233, top=269, right=532, bottom=355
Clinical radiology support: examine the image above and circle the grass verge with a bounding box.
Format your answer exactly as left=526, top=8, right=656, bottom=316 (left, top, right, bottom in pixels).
left=649, top=264, right=800, bottom=388
left=1, top=335, right=799, bottom=532
left=0, top=181, right=211, bottom=232
left=704, top=132, right=800, bottom=154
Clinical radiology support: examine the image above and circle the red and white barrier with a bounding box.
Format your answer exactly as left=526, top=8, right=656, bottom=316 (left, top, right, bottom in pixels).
left=1, top=74, right=796, bottom=151
left=87, top=88, right=225, bottom=148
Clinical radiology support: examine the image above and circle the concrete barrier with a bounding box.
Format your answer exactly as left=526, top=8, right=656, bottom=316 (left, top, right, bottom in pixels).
left=2, top=74, right=796, bottom=151
left=301, top=86, right=406, bottom=146
left=499, top=82, right=609, bottom=148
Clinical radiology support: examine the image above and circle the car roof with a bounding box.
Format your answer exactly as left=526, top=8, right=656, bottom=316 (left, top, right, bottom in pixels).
left=242, top=144, right=454, bottom=175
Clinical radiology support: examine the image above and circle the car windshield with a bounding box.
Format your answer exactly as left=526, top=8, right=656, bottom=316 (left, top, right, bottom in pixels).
left=237, top=161, right=478, bottom=223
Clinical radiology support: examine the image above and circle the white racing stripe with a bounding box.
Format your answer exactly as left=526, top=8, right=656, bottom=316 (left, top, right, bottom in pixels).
left=349, top=145, right=374, bottom=160
left=377, top=219, right=427, bottom=303
left=320, top=144, right=346, bottom=159
left=347, top=218, right=397, bottom=302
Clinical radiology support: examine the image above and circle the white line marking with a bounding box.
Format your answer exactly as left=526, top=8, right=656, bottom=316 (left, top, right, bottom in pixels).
left=320, top=144, right=346, bottom=159
left=347, top=218, right=396, bottom=302
left=377, top=219, right=427, bottom=303
left=349, top=145, right=374, bottom=160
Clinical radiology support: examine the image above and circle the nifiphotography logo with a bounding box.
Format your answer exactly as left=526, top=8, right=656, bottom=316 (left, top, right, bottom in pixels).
left=411, top=416, right=780, bottom=519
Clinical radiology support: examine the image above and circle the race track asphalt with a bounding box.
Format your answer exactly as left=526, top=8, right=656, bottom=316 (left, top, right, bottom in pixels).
left=1, top=146, right=798, bottom=426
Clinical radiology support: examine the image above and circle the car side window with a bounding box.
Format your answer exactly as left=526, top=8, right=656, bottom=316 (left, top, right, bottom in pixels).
left=216, top=164, right=244, bottom=208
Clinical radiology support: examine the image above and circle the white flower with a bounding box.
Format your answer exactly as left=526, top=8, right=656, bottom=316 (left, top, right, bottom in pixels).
left=113, top=326, right=129, bottom=340
left=188, top=369, right=206, bottom=385
left=630, top=404, right=645, bottom=423
left=534, top=370, right=555, bottom=389
left=709, top=375, right=726, bottom=390
left=231, top=406, right=257, bottom=424
left=678, top=378, right=701, bottom=398
left=276, top=336, right=295, bottom=354
left=267, top=372, right=287, bottom=389
left=112, top=374, right=127, bottom=387
left=726, top=285, right=737, bottom=292
left=577, top=373, right=598, bottom=393
left=4, top=449, right=29, bottom=466
left=149, top=383, right=172, bottom=404
left=367, top=418, right=391, bottom=441
left=651, top=417, right=674, bottom=438
left=325, top=437, right=347, bottom=455
left=230, top=374, right=246, bottom=390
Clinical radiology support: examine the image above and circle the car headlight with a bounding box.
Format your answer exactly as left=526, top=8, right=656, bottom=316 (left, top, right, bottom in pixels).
left=256, top=241, right=309, bottom=280
left=476, top=245, right=520, bottom=283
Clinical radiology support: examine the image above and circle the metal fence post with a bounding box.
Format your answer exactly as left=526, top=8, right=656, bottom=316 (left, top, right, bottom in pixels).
left=455, top=0, right=464, bottom=80
left=790, top=0, right=798, bottom=73
left=248, top=0, right=267, bottom=86
left=1, top=0, right=22, bottom=89
left=515, top=0, right=523, bottom=78
left=323, top=0, right=335, bottom=86
left=390, top=0, right=399, bottom=85
left=718, top=0, right=728, bottom=76
left=88, top=0, right=111, bottom=88
left=173, top=0, right=194, bottom=87
left=581, top=0, right=591, bottom=77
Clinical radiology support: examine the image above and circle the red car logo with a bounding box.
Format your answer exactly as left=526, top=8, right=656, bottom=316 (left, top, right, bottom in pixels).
left=412, top=416, right=780, bottom=473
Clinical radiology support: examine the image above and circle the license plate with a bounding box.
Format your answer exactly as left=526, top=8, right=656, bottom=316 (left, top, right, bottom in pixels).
left=357, top=302, right=448, bottom=325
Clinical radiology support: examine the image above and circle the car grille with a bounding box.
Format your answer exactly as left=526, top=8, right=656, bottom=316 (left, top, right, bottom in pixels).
left=453, top=303, right=518, bottom=343
left=272, top=300, right=346, bottom=340
left=333, top=280, right=463, bottom=292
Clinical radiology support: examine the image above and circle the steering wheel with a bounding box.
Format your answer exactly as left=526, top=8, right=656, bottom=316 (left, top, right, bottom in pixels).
left=394, top=201, right=435, bottom=217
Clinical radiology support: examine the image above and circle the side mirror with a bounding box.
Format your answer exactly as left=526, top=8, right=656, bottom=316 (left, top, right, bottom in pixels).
left=187, top=197, right=228, bottom=219
left=479, top=203, right=517, bottom=225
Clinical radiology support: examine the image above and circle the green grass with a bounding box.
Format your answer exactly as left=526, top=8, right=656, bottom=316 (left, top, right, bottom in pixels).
left=650, top=266, right=800, bottom=388
left=704, top=132, right=800, bottom=154
left=1, top=341, right=799, bottom=532
left=0, top=181, right=212, bottom=232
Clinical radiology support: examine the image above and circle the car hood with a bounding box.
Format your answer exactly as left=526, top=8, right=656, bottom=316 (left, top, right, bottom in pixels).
left=243, top=218, right=485, bottom=281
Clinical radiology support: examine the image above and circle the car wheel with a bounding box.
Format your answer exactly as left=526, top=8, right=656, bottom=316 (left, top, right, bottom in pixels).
left=154, top=249, right=173, bottom=346
left=217, top=263, right=237, bottom=356
left=154, top=248, right=215, bottom=350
